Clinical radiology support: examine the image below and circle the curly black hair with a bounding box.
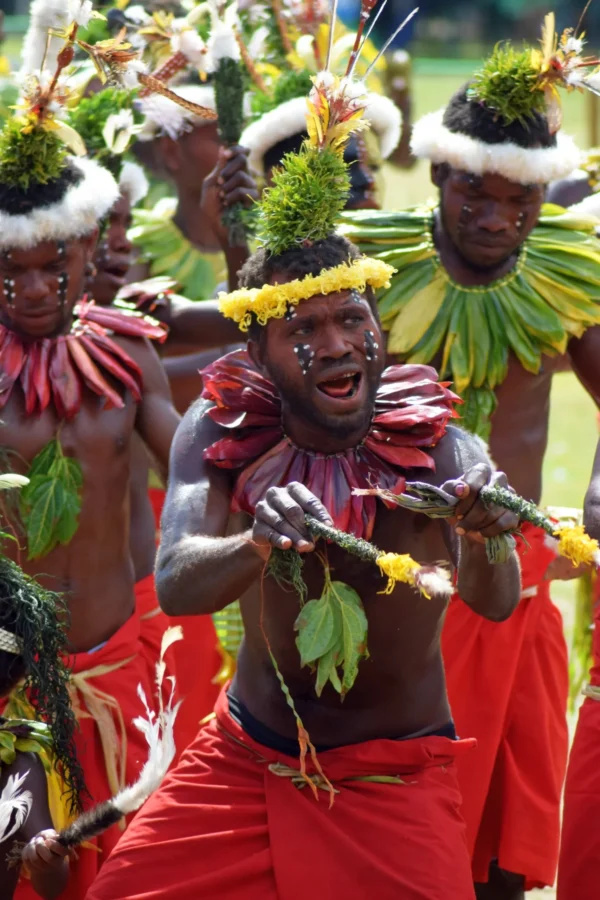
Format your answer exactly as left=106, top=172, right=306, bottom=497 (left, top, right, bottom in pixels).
left=239, top=234, right=379, bottom=340
left=443, top=84, right=556, bottom=149
left=0, top=557, right=87, bottom=814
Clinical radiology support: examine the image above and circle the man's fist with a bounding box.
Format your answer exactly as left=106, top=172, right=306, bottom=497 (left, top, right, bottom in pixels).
left=441, top=463, right=519, bottom=542
left=22, top=829, right=71, bottom=874
left=252, top=482, right=333, bottom=555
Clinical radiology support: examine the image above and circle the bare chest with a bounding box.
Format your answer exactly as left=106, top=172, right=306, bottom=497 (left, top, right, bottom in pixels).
left=0, top=385, right=136, bottom=471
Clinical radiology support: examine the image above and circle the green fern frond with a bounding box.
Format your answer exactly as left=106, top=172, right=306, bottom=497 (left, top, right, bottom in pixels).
left=469, top=43, right=545, bottom=127
left=0, top=120, right=66, bottom=190
left=258, top=145, right=349, bottom=254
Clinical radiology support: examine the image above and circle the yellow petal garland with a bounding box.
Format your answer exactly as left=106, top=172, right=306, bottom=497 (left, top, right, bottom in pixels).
left=554, top=524, right=600, bottom=568
left=218, top=257, right=396, bottom=331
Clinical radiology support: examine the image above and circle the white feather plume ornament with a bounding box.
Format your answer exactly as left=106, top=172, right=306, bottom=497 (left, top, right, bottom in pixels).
left=41, top=627, right=183, bottom=852
left=0, top=772, right=33, bottom=843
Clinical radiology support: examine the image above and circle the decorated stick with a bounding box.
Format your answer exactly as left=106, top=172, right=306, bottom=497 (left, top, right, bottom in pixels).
left=270, top=515, right=452, bottom=599
left=354, top=482, right=600, bottom=569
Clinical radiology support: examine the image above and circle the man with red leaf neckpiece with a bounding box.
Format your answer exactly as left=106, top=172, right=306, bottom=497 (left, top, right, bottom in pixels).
left=0, top=9, right=184, bottom=898
left=87, top=35, right=520, bottom=900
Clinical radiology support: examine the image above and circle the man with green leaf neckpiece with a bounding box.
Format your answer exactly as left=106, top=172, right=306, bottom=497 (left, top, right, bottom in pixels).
left=88, top=23, right=521, bottom=900
left=0, top=2, right=187, bottom=895
left=340, top=12, right=600, bottom=898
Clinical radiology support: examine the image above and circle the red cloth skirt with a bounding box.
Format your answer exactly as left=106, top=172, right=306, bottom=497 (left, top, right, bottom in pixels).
left=16, top=609, right=158, bottom=900
left=557, top=573, right=600, bottom=900
left=442, top=522, right=569, bottom=889
left=87, top=689, right=477, bottom=900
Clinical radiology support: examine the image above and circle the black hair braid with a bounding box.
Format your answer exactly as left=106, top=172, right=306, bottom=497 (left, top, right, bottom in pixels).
left=0, top=557, right=87, bottom=814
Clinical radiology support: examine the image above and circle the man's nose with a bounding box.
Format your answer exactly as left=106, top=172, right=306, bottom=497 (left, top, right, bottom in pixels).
left=318, top=327, right=354, bottom=361
left=22, top=270, right=49, bottom=303
left=477, top=203, right=510, bottom=233
left=110, top=226, right=133, bottom=254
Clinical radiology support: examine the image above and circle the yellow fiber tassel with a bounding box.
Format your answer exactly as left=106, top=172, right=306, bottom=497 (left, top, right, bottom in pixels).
left=376, top=552, right=421, bottom=595
left=212, top=644, right=237, bottom=686
left=554, top=524, right=600, bottom=568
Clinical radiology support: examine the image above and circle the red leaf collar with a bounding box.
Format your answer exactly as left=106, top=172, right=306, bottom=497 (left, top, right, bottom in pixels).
left=202, top=350, right=461, bottom=540
left=0, top=298, right=167, bottom=419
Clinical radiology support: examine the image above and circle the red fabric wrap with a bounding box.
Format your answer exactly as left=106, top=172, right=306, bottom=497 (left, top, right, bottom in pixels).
left=87, top=689, right=476, bottom=900
left=442, top=523, right=568, bottom=889
left=201, top=349, right=459, bottom=540
left=143, top=489, right=221, bottom=753
left=15, top=610, right=158, bottom=900
left=557, top=574, right=600, bottom=899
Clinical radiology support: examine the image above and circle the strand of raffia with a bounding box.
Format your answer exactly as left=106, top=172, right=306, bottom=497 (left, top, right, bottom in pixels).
left=302, top=516, right=452, bottom=598
left=353, top=483, right=600, bottom=569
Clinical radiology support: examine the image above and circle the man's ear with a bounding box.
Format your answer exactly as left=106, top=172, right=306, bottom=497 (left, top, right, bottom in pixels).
left=247, top=337, right=267, bottom=374
left=431, top=163, right=448, bottom=189
left=82, top=227, right=99, bottom=261
left=157, top=136, right=181, bottom=174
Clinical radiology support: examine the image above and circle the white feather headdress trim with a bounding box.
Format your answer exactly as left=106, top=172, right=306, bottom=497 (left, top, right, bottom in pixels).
left=20, top=0, right=71, bottom=77
left=119, top=161, right=149, bottom=207
left=0, top=156, right=119, bottom=251
left=241, top=92, right=402, bottom=177
left=411, top=109, right=582, bottom=186
left=137, top=84, right=217, bottom=142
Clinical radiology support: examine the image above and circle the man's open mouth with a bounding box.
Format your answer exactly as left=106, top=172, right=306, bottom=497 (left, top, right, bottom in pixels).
left=317, top=371, right=362, bottom=399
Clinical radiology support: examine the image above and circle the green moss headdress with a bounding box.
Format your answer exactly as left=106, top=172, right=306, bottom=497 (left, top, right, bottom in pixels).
left=412, top=12, right=600, bottom=186
left=239, top=1, right=402, bottom=177
left=218, top=0, right=413, bottom=331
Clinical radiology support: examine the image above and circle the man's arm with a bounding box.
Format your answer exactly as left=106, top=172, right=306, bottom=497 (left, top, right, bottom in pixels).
left=434, top=427, right=521, bottom=622
left=121, top=337, right=181, bottom=478
left=568, top=324, right=600, bottom=408
left=158, top=297, right=241, bottom=349
left=4, top=754, right=70, bottom=900
left=584, top=438, right=600, bottom=539
left=156, top=401, right=333, bottom=616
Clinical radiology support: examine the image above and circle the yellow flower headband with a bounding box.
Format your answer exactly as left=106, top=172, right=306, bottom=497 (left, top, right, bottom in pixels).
left=218, top=256, right=395, bottom=332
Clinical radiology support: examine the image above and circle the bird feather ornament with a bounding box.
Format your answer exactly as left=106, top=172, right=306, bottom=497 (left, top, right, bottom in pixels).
left=0, top=772, right=33, bottom=843
left=46, top=626, right=183, bottom=851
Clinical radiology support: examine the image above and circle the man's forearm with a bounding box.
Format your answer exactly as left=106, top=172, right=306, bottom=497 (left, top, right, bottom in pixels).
left=456, top=539, right=521, bottom=621
left=156, top=529, right=263, bottom=616
left=224, top=245, right=249, bottom=291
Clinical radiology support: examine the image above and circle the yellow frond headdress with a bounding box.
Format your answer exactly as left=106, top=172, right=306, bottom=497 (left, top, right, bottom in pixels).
left=218, top=1, right=413, bottom=331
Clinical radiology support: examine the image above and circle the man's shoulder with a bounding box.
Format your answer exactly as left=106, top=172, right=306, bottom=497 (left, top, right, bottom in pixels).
left=429, top=424, right=489, bottom=484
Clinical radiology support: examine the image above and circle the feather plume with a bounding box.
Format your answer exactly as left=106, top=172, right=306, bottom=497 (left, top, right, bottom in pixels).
left=0, top=771, right=33, bottom=842
left=55, top=627, right=183, bottom=849
left=20, top=0, right=71, bottom=76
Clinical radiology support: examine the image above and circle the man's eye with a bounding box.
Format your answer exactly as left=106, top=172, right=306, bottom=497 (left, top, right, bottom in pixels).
left=344, top=315, right=364, bottom=325
left=292, top=325, right=312, bottom=336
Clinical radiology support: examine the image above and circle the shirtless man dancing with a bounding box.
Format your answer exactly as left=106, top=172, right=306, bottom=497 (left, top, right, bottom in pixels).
left=88, top=68, right=520, bottom=900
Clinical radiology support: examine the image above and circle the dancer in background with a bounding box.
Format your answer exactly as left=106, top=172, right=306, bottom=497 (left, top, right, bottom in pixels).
left=342, top=15, right=600, bottom=897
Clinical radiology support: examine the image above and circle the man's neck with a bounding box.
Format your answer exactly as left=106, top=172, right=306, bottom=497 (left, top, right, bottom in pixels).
left=173, top=189, right=222, bottom=253
left=433, top=210, right=520, bottom=287
left=282, top=410, right=371, bottom=455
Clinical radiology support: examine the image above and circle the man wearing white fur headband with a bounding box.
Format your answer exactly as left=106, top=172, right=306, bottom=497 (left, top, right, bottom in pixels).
left=342, top=15, right=600, bottom=899
left=238, top=0, right=402, bottom=209
left=0, top=3, right=191, bottom=897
